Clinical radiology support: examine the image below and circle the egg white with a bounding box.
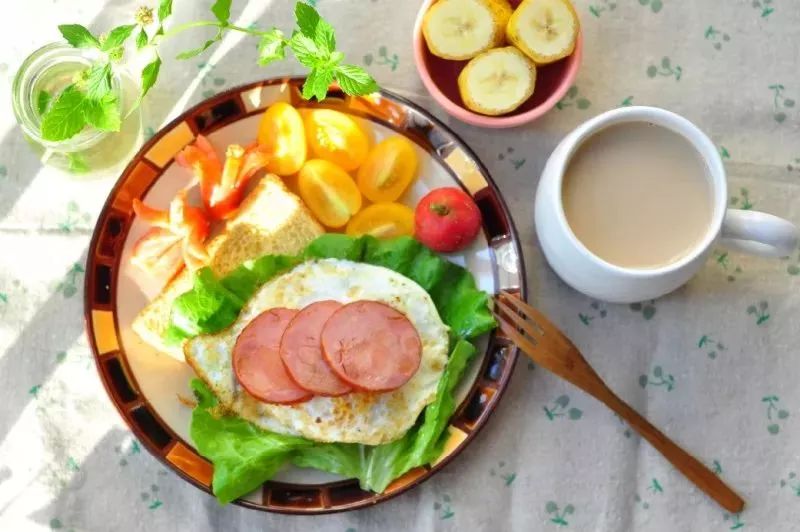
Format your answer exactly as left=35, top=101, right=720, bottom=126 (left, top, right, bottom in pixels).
left=184, top=259, right=450, bottom=445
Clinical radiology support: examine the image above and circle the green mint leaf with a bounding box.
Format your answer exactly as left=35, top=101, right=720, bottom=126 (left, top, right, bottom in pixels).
left=315, top=21, right=335, bottom=53
left=84, top=93, right=121, bottom=132
left=158, top=0, right=173, bottom=21
left=36, top=90, right=52, bottom=116
left=66, top=152, right=89, bottom=173
left=40, top=85, right=90, bottom=141
left=334, top=64, right=378, bottom=96
left=176, top=33, right=221, bottom=60
left=302, top=67, right=335, bottom=101
left=58, top=24, right=100, bottom=49
left=289, top=33, right=324, bottom=68
left=136, top=28, right=148, bottom=50
left=329, top=50, right=344, bottom=66
left=83, top=63, right=113, bottom=100
left=140, top=56, right=162, bottom=100
left=294, top=2, right=321, bottom=35
left=101, top=24, right=136, bottom=51
left=211, top=0, right=232, bottom=24
left=257, top=29, right=287, bottom=66
left=295, top=2, right=335, bottom=51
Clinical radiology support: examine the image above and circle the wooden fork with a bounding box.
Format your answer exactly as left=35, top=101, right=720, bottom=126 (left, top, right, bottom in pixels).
left=494, top=292, right=745, bottom=513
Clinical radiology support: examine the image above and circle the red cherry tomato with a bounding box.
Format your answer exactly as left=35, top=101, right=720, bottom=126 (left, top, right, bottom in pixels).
left=414, top=187, right=482, bottom=253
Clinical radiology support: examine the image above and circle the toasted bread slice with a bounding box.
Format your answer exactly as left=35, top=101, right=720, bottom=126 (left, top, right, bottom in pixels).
left=131, top=174, right=324, bottom=360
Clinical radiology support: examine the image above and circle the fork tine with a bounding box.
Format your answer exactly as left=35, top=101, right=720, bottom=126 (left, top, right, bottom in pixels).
left=500, top=292, right=581, bottom=354
left=499, top=292, right=557, bottom=336
left=494, top=297, right=542, bottom=341
left=493, top=312, right=540, bottom=362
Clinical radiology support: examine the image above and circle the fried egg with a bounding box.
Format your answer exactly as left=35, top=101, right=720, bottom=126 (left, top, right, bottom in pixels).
left=184, top=259, right=450, bottom=445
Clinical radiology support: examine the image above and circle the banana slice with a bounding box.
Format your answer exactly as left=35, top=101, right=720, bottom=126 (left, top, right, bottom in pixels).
left=422, top=0, right=512, bottom=60
left=506, top=0, right=579, bottom=65
left=486, top=0, right=513, bottom=26
left=458, top=47, right=536, bottom=115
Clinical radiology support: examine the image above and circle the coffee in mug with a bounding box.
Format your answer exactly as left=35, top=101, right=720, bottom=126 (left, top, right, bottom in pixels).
left=561, top=122, right=713, bottom=269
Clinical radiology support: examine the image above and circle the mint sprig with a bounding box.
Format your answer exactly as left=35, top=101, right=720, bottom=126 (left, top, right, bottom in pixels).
left=84, top=64, right=113, bottom=100
left=289, top=3, right=377, bottom=97
left=210, top=0, right=232, bottom=24
left=157, top=0, right=172, bottom=23
left=256, top=29, right=287, bottom=66
left=58, top=24, right=101, bottom=49
left=40, top=1, right=378, bottom=143
left=335, top=64, right=379, bottom=96
left=135, top=29, right=149, bottom=50
left=101, top=25, right=137, bottom=52
left=154, top=0, right=172, bottom=37
left=40, top=86, right=91, bottom=141
left=36, top=90, right=52, bottom=115
left=85, top=93, right=122, bottom=132
left=139, top=57, right=161, bottom=103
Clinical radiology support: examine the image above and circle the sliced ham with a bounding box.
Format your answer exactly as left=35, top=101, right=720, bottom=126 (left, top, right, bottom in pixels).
left=232, top=308, right=312, bottom=404
left=279, top=300, right=353, bottom=396
left=321, top=301, right=422, bottom=392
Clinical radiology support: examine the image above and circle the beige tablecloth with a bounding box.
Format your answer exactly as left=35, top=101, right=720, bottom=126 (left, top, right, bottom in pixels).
left=1, top=1, right=799, bottom=530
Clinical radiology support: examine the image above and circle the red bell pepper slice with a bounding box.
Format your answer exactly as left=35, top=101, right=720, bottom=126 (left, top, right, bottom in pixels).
left=130, top=190, right=211, bottom=277
left=175, top=136, right=271, bottom=220
left=130, top=228, right=184, bottom=280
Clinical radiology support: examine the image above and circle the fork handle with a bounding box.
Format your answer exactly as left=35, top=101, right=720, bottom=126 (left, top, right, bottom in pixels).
left=596, top=387, right=745, bottom=513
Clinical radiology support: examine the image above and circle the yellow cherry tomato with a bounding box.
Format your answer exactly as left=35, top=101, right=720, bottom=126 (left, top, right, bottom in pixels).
left=298, top=159, right=362, bottom=228
left=345, top=203, right=415, bottom=239
left=356, top=136, right=419, bottom=203
left=257, top=102, right=306, bottom=176
left=303, top=109, right=369, bottom=171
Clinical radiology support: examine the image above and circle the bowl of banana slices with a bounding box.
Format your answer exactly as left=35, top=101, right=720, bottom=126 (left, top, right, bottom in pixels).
left=414, top=0, right=582, bottom=128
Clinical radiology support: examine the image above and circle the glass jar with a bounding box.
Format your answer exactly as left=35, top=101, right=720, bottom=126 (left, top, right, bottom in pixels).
left=11, top=43, right=143, bottom=178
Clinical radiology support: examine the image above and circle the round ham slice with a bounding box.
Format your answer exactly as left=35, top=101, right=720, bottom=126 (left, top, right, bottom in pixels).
left=321, top=301, right=422, bottom=392
left=232, top=308, right=312, bottom=404
left=279, top=300, right=352, bottom=396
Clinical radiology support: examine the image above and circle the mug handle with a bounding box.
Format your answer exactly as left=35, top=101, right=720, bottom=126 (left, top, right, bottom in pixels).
left=720, top=209, right=800, bottom=257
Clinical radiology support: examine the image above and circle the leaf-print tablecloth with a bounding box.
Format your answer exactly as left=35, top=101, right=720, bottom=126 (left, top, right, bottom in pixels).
left=1, top=1, right=799, bottom=531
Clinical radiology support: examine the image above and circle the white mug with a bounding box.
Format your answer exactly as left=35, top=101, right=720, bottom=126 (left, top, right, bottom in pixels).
left=534, top=106, right=799, bottom=303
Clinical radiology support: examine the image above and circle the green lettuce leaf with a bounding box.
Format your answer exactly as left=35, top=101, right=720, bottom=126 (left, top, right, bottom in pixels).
left=290, top=442, right=363, bottom=480
left=190, top=379, right=313, bottom=504
left=170, top=269, right=244, bottom=339
left=220, top=254, right=301, bottom=302
left=177, top=235, right=494, bottom=503
left=168, top=235, right=496, bottom=342
left=303, top=232, right=367, bottom=260
left=191, top=339, right=476, bottom=502
left=292, top=340, right=476, bottom=493
left=354, top=338, right=476, bottom=492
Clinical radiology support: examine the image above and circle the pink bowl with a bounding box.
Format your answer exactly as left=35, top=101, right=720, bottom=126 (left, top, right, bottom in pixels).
left=413, top=0, right=583, bottom=128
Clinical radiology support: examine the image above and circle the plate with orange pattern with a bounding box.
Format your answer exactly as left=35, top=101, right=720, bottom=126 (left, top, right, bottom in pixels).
left=84, top=77, right=526, bottom=513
